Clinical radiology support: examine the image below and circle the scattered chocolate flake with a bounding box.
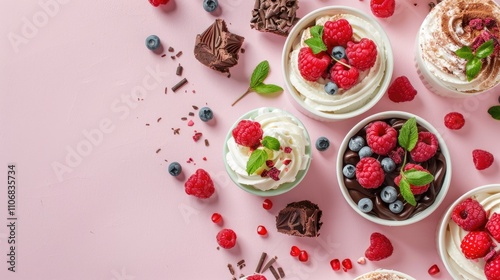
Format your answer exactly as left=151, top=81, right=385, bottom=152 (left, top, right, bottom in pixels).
left=228, top=264, right=235, bottom=275
left=168, top=46, right=174, bottom=52
left=239, top=274, right=244, bottom=279
left=156, top=148, right=161, bottom=154
left=175, top=51, right=183, bottom=57
left=188, top=112, right=195, bottom=116
left=181, top=117, right=188, bottom=121
left=145, top=123, right=150, bottom=126
left=172, top=128, right=180, bottom=135
left=237, top=260, right=245, bottom=270
left=157, top=117, right=162, bottom=122
left=205, top=139, right=209, bottom=147
left=269, top=266, right=280, bottom=280
left=241, top=48, right=245, bottom=53
left=278, top=267, right=285, bottom=278
left=261, top=256, right=277, bottom=273
left=161, top=54, right=166, bottom=57
left=187, top=120, right=194, bottom=126
left=176, top=64, right=183, bottom=76
left=192, top=105, right=199, bottom=110
left=232, top=277, right=237, bottom=280
left=164, top=87, right=168, bottom=94
left=256, top=252, right=267, bottom=273
left=217, top=246, right=220, bottom=250
left=250, top=0, right=299, bottom=36
left=172, top=78, right=188, bottom=92
left=192, top=90, right=196, bottom=93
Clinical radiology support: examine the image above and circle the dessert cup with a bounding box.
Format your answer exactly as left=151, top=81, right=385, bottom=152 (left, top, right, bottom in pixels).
left=224, top=107, right=311, bottom=196
left=415, top=0, right=500, bottom=97
left=355, top=269, right=416, bottom=280
left=437, top=184, right=500, bottom=279
left=337, top=111, right=451, bottom=226
left=282, top=6, right=394, bottom=121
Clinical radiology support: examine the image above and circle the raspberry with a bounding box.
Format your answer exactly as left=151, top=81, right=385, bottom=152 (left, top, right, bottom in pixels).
left=330, top=59, right=359, bottom=89
left=366, top=121, right=397, bottom=155
left=298, top=47, right=332, bottom=82
left=394, top=164, right=431, bottom=195
left=370, top=0, right=395, bottom=18
left=387, top=76, right=417, bottom=103
left=409, top=132, right=438, bottom=162
left=148, top=0, right=169, bottom=7
left=322, top=19, right=353, bottom=48
left=247, top=275, right=267, bottom=280
left=460, top=231, right=493, bottom=259
left=485, top=254, right=500, bottom=280
left=345, top=38, right=378, bottom=71
left=184, top=169, right=215, bottom=199
left=451, top=198, right=487, bottom=231
left=486, top=213, right=500, bottom=242
left=472, top=149, right=494, bottom=170
left=232, top=120, right=263, bottom=148
left=355, top=157, right=385, bottom=189
left=388, top=147, right=405, bottom=164
left=216, top=228, right=237, bottom=249
left=444, top=112, right=465, bottom=130
left=365, top=232, right=393, bottom=261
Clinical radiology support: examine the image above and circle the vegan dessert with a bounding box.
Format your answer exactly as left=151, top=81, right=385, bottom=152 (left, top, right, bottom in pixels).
left=415, top=0, right=500, bottom=97
left=250, top=0, right=299, bottom=36
left=276, top=200, right=322, bottom=237
left=224, top=107, right=311, bottom=196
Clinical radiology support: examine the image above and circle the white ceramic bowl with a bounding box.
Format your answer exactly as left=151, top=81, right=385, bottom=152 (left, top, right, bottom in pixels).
left=355, top=269, right=416, bottom=280
left=223, top=107, right=312, bottom=196
left=282, top=6, right=394, bottom=121
left=336, top=111, right=452, bottom=226
left=437, top=184, right=500, bottom=279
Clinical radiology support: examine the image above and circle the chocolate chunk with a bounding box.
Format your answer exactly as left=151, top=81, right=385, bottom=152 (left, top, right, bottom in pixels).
left=194, top=19, right=245, bottom=73
left=276, top=200, right=322, bottom=237
left=250, top=0, right=300, bottom=36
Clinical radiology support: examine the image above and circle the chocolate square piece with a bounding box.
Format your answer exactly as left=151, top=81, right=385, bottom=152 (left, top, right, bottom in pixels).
left=250, top=0, right=299, bottom=36
left=276, top=200, right=322, bottom=237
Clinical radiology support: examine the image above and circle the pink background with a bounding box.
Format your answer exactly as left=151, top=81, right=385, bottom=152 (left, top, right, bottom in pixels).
left=1, top=0, right=500, bottom=279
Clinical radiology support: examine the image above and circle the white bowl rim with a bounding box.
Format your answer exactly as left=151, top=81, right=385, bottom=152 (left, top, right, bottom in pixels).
left=354, top=268, right=416, bottom=280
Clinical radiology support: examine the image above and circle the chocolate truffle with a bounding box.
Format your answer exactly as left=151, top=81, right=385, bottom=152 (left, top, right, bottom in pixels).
left=194, top=19, right=245, bottom=74
left=250, top=0, right=300, bottom=36
left=276, top=200, right=322, bottom=237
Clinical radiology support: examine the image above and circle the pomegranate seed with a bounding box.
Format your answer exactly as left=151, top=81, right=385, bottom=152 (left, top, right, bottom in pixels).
left=262, top=199, right=273, bottom=210
left=428, top=264, right=440, bottom=275
left=257, top=225, right=267, bottom=236
left=357, top=257, right=366, bottom=264
left=290, top=246, right=301, bottom=257
left=342, top=258, right=353, bottom=271
left=330, top=259, right=341, bottom=271
left=211, top=213, right=222, bottom=224
left=298, top=250, right=309, bottom=262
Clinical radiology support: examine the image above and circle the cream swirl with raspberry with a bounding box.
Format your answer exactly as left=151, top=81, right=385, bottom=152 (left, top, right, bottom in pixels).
left=225, top=108, right=310, bottom=191
left=288, top=14, right=388, bottom=114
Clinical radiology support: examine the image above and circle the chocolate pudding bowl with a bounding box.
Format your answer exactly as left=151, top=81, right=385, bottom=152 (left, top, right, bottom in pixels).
left=336, top=111, right=451, bottom=226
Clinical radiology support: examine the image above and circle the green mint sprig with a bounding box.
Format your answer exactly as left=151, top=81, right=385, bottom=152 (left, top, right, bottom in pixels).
left=488, top=105, right=500, bottom=120
left=305, top=25, right=327, bottom=54
left=455, top=39, right=494, bottom=81
left=232, top=60, right=283, bottom=106
left=397, top=117, right=435, bottom=206
left=246, top=136, right=280, bottom=175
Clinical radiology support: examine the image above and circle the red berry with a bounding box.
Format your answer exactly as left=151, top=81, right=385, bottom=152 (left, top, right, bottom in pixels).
left=428, top=264, right=440, bottom=275
left=341, top=258, right=353, bottom=271
left=148, top=0, right=169, bottom=7
left=460, top=231, right=493, bottom=259
left=216, top=228, right=237, bottom=249
left=366, top=121, right=397, bottom=155
left=387, top=76, right=417, bottom=103
left=247, top=275, right=267, bottom=280
left=444, top=112, right=465, bottom=130
left=211, top=213, right=222, bottom=224
left=330, top=59, right=359, bottom=89
left=451, top=198, right=487, bottom=231
left=345, top=38, right=378, bottom=71
left=388, top=147, right=405, bottom=165
left=394, top=164, right=431, bottom=195
left=486, top=213, right=500, bottom=242
left=330, top=259, right=341, bottom=271
left=263, top=199, right=273, bottom=210
left=365, top=232, right=393, bottom=261
left=298, top=47, right=332, bottom=82
left=485, top=254, right=500, bottom=280
left=184, top=169, right=215, bottom=199
left=322, top=19, right=353, bottom=48
left=232, top=120, right=263, bottom=149
left=370, top=0, right=395, bottom=18
left=356, top=157, right=385, bottom=189
left=290, top=246, right=301, bottom=257
left=257, top=225, right=268, bottom=236
left=472, top=149, right=494, bottom=170
left=409, top=132, right=439, bottom=162
left=298, top=250, right=309, bottom=262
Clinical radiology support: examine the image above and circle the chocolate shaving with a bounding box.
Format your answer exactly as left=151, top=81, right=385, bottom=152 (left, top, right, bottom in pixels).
left=176, top=64, right=183, bottom=76
left=192, top=105, right=199, bottom=110
left=250, top=0, right=299, bottom=36
left=269, top=266, right=280, bottom=280
left=181, top=117, right=187, bottom=121
left=188, top=112, right=194, bottom=116
left=204, top=139, right=209, bottom=147
left=170, top=56, right=176, bottom=60
left=172, top=78, right=188, bottom=92
left=255, top=252, right=267, bottom=273
left=228, top=264, right=235, bottom=275
left=278, top=267, right=285, bottom=278
left=157, top=117, right=162, bottom=122
left=164, top=87, right=168, bottom=94
left=176, top=51, right=183, bottom=57
left=168, top=47, right=174, bottom=52
left=161, top=54, right=166, bottom=57
left=156, top=148, right=161, bottom=153
left=261, top=256, right=277, bottom=273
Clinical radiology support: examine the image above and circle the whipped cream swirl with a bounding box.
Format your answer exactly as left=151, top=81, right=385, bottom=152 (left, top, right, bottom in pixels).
left=225, top=108, right=310, bottom=191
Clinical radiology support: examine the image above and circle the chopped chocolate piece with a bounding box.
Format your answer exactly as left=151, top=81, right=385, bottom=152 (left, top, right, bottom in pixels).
left=156, top=148, right=161, bottom=153
left=192, top=105, right=199, bottom=110
left=241, top=48, right=245, bottom=53
left=205, top=139, right=210, bottom=146
left=172, top=78, right=188, bottom=92
left=176, top=51, right=183, bottom=57
left=181, top=117, right=187, bottom=121
left=278, top=267, right=285, bottom=278
left=161, top=54, right=166, bottom=57
left=176, top=64, right=183, bottom=76
left=188, top=112, right=195, bottom=116
left=237, top=259, right=245, bottom=266
left=261, top=256, right=277, bottom=273
left=250, top=0, right=300, bottom=36
left=228, top=264, right=235, bottom=275
left=276, top=200, right=322, bottom=237
left=157, top=117, right=162, bottom=122
left=194, top=19, right=244, bottom=73
left=255, top=252, right=267, bottom=273
left=269, top=266, right=280, bottom=280
left=164, top=87, right=168, bottom=94
left=168, top=46, right=174, bottom=52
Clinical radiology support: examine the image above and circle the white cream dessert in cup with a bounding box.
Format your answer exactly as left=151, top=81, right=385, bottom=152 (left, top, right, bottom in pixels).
left=224, top=107, right=311, bottom=196
left=355, top=269, right=416, bottom=280
left=415, top=0, right=500, bottom=97
left=282, top=6, right=393, bottom=121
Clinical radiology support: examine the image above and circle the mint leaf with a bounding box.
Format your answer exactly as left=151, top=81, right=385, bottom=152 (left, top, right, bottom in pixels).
left=488, top=105, right=500, bottom=120
left=262, top=136, right=280, bottom=151
left=246, top=149, right=268, bottom=175
left=305, top=37, right=327, bottom=54
left=455, top=46, right=474, bottom=60
left=399, top=179, right=416, bottom=206
left=466, top=57, right=482, bottom=81
left=250, top=60, right=270, bottom=89
left=476, top=39, right=494, bottom=59
left=309, top=25, right=323, bottom=38
left=253, top=83, right=283, bottom=95
left=404, top=169, right=434, bottom=186
left=398, top=117, right=419, bottom=152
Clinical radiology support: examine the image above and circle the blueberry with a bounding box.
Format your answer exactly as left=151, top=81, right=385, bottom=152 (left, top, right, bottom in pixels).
left=145, top=35, right=161, bottom=51
left=358, top=146, right=373, bottom=158
left=199, top=107, right=213, bottom=122
left=389, top=200, right=404, bottom=214
left=324, top=82, right=339, bottom=95
left=168, top=162, right=182, bottom=176
left=381, top=157, right=396, bottom=172
left=357, top=198, right=373, bottom=213
left=342, top=164, right=356, bottom=179
left=203, top=0, right=218, bottom=12
left=348, top=136, right=365, bottom=152
left=380, top=186, right=398, bottom=203
left=331, top=46, right=346, bottom=60
left=315, top=137, right=330, bottom=151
